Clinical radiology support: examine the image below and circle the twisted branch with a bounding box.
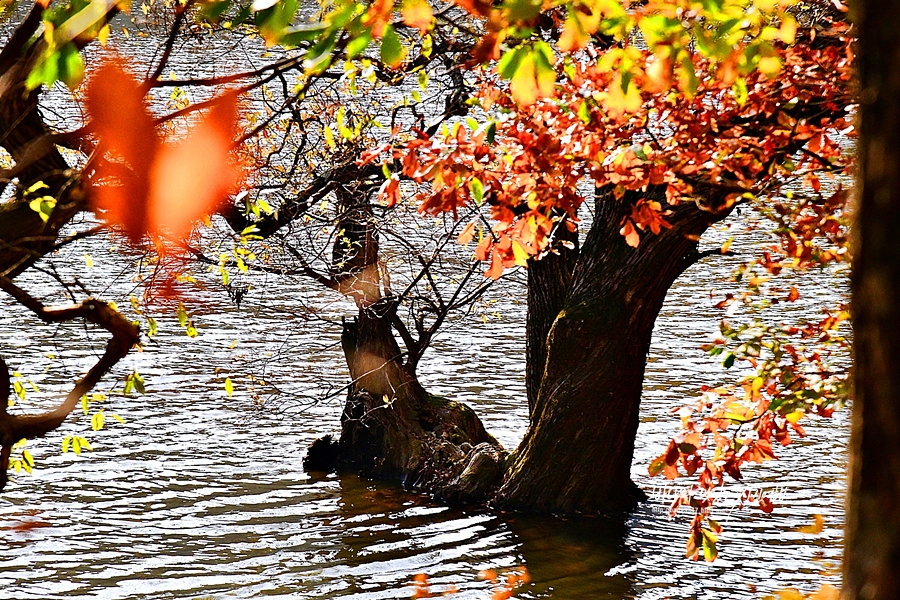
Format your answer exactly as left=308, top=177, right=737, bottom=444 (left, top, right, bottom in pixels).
left=0, top=276, right=140, bottom=491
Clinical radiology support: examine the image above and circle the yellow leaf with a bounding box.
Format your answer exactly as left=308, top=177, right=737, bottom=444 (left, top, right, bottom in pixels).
left=759, top=56, right=782, bottom=77
left=225, top=377, right=233, bottom=397
left=751, top=377, right=764, bottom=396
left=779, top=16, right=797, bottom=44
left=798, top=514, right=825, bottom=535
left=810, top=584, right=840, bottom=600
left=98, top=23, right=110, bottom=46
left=512, top=241, right=530, bottom=267
left=604, top=74, right=642, bottom=116
left=785, top=409, right=804, bottom=424
left=91, top=411, right=105, bottom=431
left=510, top=55, right=539, bottom=106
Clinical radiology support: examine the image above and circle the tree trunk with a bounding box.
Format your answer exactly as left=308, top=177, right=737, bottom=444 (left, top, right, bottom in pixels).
left=843, top=2, right=900, bottom=598
left=525, top=214, right=579, bottom=417
left=306, top=188, right=502, bottom=501
left=0, top=10, right=88, bottom=278
left=497, top=188, right=728, bottom=513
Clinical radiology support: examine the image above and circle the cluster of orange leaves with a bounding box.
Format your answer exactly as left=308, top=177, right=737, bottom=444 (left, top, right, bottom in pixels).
left=364, top=24, right=854, bottom=279
left=411, top=567, right=530, bottom=599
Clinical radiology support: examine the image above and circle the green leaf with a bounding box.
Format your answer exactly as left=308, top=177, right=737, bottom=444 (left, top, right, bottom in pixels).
left=132, top=371, right=145, bottom=395
left=498, top=47, right=525, bottom=80
left=27, top=42, right=84, bottom=90
left=346, top=28, right=373, bottom=60
left=304, top=29, right=338, bottom=74
left=701, top=528, right=719, bottom=562
left=648, top=455, right=666, bottom=477
left=578, top=100, right=591, bottom=125
left=380, top=24, right=406, bottom=68
left=502, top=0, right=542, bottom=22
left=470, top=177, right=484, bottom=204
left=722, top=352, right=736, bottom=369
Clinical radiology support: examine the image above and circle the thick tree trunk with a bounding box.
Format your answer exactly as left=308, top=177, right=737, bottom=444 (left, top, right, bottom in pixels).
left=843, top=2, right=900, bottom=598
left=525, top=214, right=579, bottom=416
left=497, top=188, right=728, bottom=513
left=0, top=10, right=89, bottom=279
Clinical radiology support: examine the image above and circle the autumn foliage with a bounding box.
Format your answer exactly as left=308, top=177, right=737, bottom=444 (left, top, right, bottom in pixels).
left=359, top=1, right=855, bottom=560
left=85, top=60, right=244, bottom=244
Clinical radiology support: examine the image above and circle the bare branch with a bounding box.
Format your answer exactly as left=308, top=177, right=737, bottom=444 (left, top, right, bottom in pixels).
left=0, top=277, right=140, bottom=491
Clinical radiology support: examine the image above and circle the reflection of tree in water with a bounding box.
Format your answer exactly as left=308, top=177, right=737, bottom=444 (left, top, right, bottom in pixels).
left=327, top=474, right=636, bottom=598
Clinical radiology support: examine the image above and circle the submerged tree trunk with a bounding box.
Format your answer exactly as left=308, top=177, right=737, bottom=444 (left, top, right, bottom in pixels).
left=307, top=182, right=732, bottom=514
left=843, top=2, right=900, bottom=598
left=306, top=187, right=502, bottom=501
left=497, top=188, right=730, bottom=513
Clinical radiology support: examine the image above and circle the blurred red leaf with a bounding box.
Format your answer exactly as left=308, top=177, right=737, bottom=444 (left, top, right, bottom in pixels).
left=85, top=60, right=243, bottom=245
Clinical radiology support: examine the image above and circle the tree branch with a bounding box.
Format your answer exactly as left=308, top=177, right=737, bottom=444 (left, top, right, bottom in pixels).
left=0, top=276, right=140, bottom=491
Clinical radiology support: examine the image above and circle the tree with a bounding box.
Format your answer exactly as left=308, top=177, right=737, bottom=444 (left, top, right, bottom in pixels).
left=0, top=0, right=854, bottom=564
left=843, top=0, right=900, bottom=598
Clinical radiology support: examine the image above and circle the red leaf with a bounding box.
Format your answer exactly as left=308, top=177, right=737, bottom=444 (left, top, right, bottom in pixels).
left=86, top=61, right=160, bottom=243
left=86, top=60, right=243, bottom=244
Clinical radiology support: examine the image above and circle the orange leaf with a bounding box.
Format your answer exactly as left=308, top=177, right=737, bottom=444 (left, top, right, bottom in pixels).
left=401, top=0, right=433, bottom=35
left=86, top=60, right=243, bottom=244
left=478, top=569, right=498, bottom=583
left=378, top=175, right=401, bottom=207
left=620, top=220, right=640, bottom=247
left=798, top=513, right=825, bottom=534
left=149, top=93, right=242, bottom=242
left=364, top=0, right=394, bottom=38
left=486, top=247, right=504, bottom=279
left=457, top=221, right=476, bottom=245
left=85, top=61, right=160, bottom=243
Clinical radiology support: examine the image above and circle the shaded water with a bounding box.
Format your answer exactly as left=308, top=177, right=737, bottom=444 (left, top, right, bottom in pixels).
left=0, top=214, right=848, bottom=599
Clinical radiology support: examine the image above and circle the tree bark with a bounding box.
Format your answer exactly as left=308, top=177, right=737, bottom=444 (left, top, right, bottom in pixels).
left=306, top=188, right=502, bottom=500
left=497, top=187, right=729, bottom=513
left=843, top=2, right=900, bottom=598
left=525, top=214, right=579, bottom=417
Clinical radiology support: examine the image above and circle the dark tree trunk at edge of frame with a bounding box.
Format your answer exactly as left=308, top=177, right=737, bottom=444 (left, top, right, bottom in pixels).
left=843, top=2, right=900, bottom=599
